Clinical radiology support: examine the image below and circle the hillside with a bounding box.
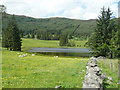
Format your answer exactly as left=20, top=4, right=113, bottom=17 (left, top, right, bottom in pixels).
left=2, top=13, right=97, bottom=39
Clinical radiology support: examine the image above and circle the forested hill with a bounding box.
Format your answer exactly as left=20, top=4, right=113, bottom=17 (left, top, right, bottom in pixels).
left=2, top=13, right=97, bottom=39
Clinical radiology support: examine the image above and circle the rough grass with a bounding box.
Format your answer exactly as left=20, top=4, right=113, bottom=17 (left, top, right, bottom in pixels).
left=75, top=40, right=87, bottom=48
left=97, top=59, right=118, bottom=88
left=2, top=38, right=118, bottom=88
left=2, top=49, right=88, bottom=88
left=22, top=38, right=60, bottom=51
left=22, top=38, right=87, bottom=51
left=2, top=38, right=88, bottom=88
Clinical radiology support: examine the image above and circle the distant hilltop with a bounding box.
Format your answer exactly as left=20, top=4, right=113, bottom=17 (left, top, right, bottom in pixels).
left=2, top=13, right=119, bottom=39
left=2, top=13, right=97, bottom=39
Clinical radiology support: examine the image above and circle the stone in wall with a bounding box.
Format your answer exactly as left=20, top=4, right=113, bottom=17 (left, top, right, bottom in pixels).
left=82, top=57, right=105, bottom=89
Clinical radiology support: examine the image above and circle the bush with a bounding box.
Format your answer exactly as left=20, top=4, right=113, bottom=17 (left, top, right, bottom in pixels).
left=66, top=39, right=75, bottom=47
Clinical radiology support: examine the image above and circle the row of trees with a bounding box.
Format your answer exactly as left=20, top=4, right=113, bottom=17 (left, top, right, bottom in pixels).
left=36, top=31, right=59, bottom=40
left=87, top=7, right=120, bottom=58
left=23, top=31, right=60, bottom=40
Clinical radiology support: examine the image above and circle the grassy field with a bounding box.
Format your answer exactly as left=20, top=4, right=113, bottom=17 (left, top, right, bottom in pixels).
left=2, top=38, right=119, bottom=88
left=2, top=35, right=88, bottom=88
left=22, top=38, right=87, bottom=51
left=2, top=49, right=88, bottom=88
left=97, top=59, right=118, bottom=88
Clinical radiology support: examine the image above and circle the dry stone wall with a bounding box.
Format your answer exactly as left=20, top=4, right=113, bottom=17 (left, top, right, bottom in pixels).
left=82, top=57, right=105, bottom=89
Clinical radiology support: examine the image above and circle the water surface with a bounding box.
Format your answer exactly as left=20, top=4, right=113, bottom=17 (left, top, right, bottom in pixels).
left=28, top=48, right=92, bottom=57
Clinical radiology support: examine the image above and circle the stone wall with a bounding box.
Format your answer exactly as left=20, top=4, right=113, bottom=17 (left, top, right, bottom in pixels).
left=82, top=57, right=105, bottom=89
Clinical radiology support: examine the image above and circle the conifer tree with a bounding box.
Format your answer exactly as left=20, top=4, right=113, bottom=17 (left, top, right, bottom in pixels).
left=27, top=34, right=30, bottom=38
left=59, top=33, right=68, bottom=46
left=115, top=30, right=120, bottom=57
left=36, top=31, right=41, bottom=39
left=31, top=34, right=35, bottom=38
left=2, top=15, right=22, bottom=51
left=87, top=7, right=116, bottom=57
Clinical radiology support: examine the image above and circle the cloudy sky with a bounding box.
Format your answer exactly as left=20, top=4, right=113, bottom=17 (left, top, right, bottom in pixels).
left=0, top=0, right=119, bottom=20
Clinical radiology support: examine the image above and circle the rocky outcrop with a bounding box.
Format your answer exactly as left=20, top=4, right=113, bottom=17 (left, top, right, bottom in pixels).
left=82, top=57, right=105, bottom=89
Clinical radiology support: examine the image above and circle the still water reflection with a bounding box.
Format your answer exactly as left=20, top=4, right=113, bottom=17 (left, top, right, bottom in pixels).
left=28, top=48, right=93, bottom=57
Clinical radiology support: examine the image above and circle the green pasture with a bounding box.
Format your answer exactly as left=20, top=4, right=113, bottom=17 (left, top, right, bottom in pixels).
left=22, top=38, right=87, bottom=51
left=2, top=49, right=88, bottom=88
left=2, top=38, right=118, bottom=88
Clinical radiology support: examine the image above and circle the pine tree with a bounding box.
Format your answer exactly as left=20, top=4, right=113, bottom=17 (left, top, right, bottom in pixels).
left=59, top=33, right=68, bottom=46
left=87, top=7, right=116, bottom=57
left=116, top=17, right=120, bottom=57
left=27, top=34, right=30, bottom=38
left=36, top=31, right=41, bottom=39
left=2, top=15, right=22, bottom=51
left=115, top=30, right=120, bottom=57
left=31, top=34, right=35, bottom=38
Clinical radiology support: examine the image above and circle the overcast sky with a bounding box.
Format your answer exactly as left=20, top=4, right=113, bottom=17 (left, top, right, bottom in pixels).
left=0, top=0, right=119, bottom=20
